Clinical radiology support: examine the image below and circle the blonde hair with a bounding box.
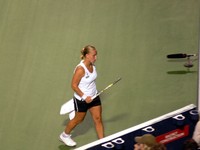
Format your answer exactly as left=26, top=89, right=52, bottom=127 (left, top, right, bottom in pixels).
left=80, top=45, right=96, bottom=59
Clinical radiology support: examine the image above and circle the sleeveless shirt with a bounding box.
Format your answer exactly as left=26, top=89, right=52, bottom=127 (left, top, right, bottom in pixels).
left=74, top=61, right=97, bottom=100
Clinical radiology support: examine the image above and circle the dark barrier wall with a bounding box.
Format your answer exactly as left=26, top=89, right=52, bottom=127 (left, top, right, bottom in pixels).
left=76, top=104, right=198, bottom=150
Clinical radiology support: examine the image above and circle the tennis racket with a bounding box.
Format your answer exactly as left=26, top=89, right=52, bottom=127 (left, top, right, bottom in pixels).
left=60, top=77, right=122, bottom=119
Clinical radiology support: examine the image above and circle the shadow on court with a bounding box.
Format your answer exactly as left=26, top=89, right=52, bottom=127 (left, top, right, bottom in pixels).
left=167, top=70, right=197, bottom=75
left=61, top=112, right=128, bottom=138
left=61, top=113, right=93, bottom=138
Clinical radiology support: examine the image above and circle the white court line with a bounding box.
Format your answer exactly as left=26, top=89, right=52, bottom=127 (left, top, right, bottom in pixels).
left=75, top=104, right=196, bottom=150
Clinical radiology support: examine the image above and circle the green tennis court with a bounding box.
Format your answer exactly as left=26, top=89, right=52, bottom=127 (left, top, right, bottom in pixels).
left=0, top=0, right=199, bottom=149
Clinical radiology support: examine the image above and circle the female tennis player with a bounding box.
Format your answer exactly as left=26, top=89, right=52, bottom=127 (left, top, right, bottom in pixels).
left=59, top=45, right=104, bottom=146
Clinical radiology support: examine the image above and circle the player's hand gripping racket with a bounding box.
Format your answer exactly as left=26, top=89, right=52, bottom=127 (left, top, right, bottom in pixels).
left=60, top=77, right=121, bottom=120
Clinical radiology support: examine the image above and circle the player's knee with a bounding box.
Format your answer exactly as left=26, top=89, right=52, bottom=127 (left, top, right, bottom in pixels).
left=93, top=116, right=102, bottom=124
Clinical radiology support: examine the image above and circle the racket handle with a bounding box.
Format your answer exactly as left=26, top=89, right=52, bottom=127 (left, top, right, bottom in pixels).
left=91, top=93, right=99, bottom=100
left=91, top=95, right=96, bottom=100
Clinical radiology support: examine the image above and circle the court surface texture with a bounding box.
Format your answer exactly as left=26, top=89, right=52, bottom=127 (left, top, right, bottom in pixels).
left=0, top=0, right=199, bottom=150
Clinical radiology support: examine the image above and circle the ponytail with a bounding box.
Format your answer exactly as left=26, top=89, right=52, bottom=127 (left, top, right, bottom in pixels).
left=80, top=45, right=96, bottom=59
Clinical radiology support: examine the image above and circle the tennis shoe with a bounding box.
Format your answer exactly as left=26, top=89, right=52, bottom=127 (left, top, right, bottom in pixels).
left=59, top=132, right=76, bottom=147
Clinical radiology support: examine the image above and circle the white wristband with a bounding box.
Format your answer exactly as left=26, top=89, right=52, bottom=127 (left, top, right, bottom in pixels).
left=81, top=94, right=87, bottom=100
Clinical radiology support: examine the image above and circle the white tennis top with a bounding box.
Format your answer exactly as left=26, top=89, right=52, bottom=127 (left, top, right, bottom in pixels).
left=74, top=61, right=97, bottom=100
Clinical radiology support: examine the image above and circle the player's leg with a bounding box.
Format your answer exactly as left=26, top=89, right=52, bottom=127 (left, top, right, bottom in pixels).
left=60, top=97, right=87, bottom=146
left=89, top=105, right=104, bottom=139
left=60, top=112, right=86, bottom=146
left=65, top=111, right=86, bottom=134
